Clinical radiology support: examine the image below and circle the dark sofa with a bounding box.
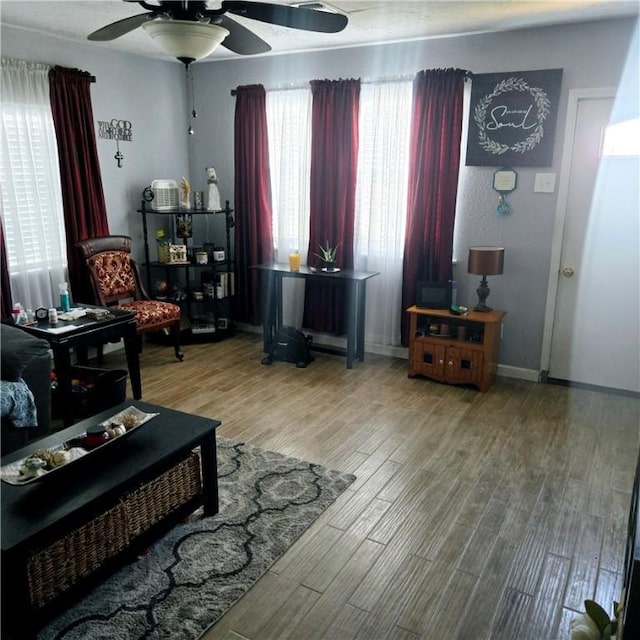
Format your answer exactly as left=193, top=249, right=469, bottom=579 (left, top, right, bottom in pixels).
left=1, top=323, right=52, bottom=455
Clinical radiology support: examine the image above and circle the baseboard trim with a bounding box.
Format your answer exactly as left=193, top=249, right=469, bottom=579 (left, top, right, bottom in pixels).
left=545, top=376, right=640, bottom=398
left=236, top=323, right=538, bottom=382
left=237, top=322, right=262, bottom=336
left=497, top=364, right=539, bottom=382
left=237, top=322, right=408, bottom=359
left=101, top=329, right=620, bottom=390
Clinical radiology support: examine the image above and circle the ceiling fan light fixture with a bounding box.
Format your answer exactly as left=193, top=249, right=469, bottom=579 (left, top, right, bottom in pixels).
left=142, top=20, right=230, bottom=63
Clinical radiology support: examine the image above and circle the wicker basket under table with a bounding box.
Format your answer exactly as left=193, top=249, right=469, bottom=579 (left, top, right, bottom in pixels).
left=25, top=452, right=202, bottom=611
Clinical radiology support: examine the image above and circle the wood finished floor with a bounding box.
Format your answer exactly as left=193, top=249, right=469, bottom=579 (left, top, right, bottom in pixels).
left=106, top=332, right=639, bottom=640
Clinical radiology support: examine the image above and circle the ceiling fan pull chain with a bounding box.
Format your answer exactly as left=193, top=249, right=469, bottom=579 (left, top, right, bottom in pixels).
left=190, top=65, right=197, bottom=119
left=185, top=63, right=195, bottom=135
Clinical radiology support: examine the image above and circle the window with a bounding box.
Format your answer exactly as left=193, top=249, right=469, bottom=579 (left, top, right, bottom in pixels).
left=266, top=88, right=312, bottom=328
left=354, top=80, right=413, bottom=346
left=1, top=59, right=67, bottom=310
left=266, top=87, right=312, bottom=261
left=265, top=79, right=413, bottom=346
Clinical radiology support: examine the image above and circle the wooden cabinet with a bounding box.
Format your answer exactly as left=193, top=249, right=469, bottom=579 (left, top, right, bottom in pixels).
left=407, top=306, right=506, bottom=392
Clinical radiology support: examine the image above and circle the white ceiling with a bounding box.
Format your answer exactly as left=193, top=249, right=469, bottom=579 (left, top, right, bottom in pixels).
left=1, top=0, right=639, bottom=62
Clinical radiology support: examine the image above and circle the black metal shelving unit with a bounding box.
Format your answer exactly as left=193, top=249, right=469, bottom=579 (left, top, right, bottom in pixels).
left=138, top=194, right=235, bottom=342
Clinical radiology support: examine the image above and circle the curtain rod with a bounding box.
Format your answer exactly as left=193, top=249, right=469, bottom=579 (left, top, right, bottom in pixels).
left=230, top=70, right=471, bottom=96
left=230, top=77, right=403, bottom=96
left=2, top=58, right=96, bottom=82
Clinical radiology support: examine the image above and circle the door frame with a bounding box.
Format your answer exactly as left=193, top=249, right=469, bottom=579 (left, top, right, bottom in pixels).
left=540, top=87, right=617, bottom=376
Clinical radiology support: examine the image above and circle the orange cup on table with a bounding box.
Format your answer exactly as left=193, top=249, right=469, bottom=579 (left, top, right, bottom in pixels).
left=288, top=252, right=301, bottom=271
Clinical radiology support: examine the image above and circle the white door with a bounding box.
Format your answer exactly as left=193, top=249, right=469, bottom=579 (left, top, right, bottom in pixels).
left=545, top=91, right=639, bottom=393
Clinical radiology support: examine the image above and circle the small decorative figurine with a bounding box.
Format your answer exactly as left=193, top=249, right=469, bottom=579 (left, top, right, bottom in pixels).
left=180, top=176, right=191, bottom=209
left=206, top=166, right=221, bottom=211
left=168, top=244, right=188, bottom=264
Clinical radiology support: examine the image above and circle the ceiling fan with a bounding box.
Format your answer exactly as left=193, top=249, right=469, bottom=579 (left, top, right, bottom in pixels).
left=88, top=0, right=349, bottom=61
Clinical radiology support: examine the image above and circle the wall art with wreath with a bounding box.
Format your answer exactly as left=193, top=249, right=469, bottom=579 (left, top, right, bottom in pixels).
left=466, top=69, right=563, bottom=167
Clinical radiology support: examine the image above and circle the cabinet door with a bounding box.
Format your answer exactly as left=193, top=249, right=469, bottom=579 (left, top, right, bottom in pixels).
left=444, top=347, right=483, bottom=386
left=412, top=340, right=446, bottom=379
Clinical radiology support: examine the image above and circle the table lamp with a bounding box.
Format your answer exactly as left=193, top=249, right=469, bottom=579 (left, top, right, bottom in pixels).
left=468, top=246, right=504, bottom=312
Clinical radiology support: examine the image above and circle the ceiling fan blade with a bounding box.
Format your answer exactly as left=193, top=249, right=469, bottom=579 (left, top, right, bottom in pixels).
left=88, top=12, right=159, bottom=41
left=221, top=1, right=348, bottom=33
left=218, top=15, right=272, bottom=55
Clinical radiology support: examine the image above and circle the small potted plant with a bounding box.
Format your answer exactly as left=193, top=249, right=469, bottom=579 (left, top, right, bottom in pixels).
left=314, top=241, right=339, bottom=272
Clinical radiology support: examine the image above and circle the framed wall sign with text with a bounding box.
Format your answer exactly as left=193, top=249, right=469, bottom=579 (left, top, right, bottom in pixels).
left=466, top=69, right=563, bottom=167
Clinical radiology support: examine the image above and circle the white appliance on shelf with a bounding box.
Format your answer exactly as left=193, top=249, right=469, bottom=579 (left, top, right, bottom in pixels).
left=151, top=179, right=179, bottom=211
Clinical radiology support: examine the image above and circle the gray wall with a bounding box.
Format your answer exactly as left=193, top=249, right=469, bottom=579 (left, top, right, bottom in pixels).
left=2, top=17, right=637, bottom=371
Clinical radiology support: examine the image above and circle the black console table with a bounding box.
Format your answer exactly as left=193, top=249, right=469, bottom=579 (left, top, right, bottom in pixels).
left=252, top=262, right=379, bottom=369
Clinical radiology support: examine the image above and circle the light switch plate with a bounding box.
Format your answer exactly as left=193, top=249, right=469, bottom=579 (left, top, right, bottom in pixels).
left=534, top=172, right=556, bottom=193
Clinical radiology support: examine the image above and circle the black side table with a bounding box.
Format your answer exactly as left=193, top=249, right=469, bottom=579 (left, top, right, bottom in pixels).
left=16, top=306, right=141, bottom=426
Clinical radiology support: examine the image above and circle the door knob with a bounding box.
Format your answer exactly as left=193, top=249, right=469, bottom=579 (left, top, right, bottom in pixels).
left=562, top=267, right=575, bottom=278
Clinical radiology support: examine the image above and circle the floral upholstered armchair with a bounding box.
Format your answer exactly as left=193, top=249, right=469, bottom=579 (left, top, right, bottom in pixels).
left=75, top=235, right=184, bottom=361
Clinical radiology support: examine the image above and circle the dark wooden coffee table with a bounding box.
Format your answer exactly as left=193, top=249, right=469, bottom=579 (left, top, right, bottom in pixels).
left=0, top=401, right=221, bottom=639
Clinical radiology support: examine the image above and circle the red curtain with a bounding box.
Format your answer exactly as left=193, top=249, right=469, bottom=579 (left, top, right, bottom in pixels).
left=233, top=84, right=274, bottom=325
left=303, top=78, right=360, bottom=334
left=49, top=66, right=109, bottom=305
left=401, top=68, right=467, bottom=345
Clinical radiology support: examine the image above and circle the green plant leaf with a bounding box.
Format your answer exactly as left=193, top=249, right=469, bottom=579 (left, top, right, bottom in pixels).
left=314, top=242, right=338, bottom=262
left=584, top=600, right=611, bottom=634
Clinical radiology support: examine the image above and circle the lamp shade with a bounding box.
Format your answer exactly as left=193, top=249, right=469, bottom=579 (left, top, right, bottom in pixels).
left=142, top=20, right=229, bottom=63
left=468, top=246, right=505, bottom=276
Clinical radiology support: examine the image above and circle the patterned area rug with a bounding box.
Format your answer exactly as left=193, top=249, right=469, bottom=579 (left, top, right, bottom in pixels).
left=40, top=438, right=355, bottom=640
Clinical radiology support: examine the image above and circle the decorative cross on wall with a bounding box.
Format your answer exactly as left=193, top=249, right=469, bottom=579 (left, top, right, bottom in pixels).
left=98, top=118, right=133, bottom=168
